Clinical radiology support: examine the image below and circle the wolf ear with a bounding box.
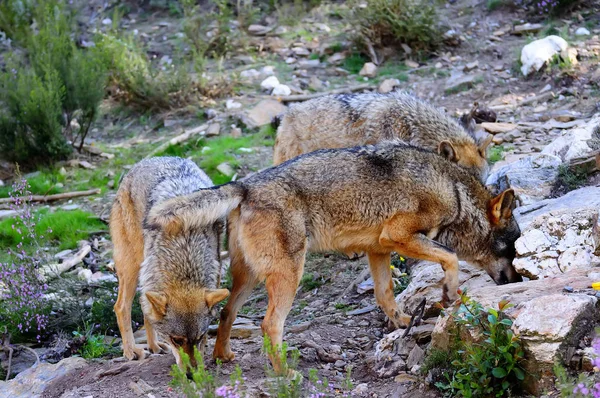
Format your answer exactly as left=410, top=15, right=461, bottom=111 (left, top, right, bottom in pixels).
left=489, top=189, right=515, bottom=225
left=438, top=141, right=459, bottom=162
left=205, top=289, right=230, bottom=307
left=478, top=134, right=493, bottom=156
left=146, top=291, right=168, bottom=318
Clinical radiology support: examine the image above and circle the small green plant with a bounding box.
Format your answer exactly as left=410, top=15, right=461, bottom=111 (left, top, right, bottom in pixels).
left=488, top=145, right=505, bottom=164
left=73, top=328, right=113, bottom=359
left=555, top=164, right=588, bottom=192
left=299, top=272, right=325, bottom=292
left=433, top=290, right=526, bottom=397
left=343, top=52, right=369, bottom=74
left=349, top=0, right=441, bottom=55
left=171, top=347, right=246, bottom=398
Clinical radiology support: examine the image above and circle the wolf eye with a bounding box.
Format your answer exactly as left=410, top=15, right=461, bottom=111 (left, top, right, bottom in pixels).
left=171, top=337, right=186, bottom=347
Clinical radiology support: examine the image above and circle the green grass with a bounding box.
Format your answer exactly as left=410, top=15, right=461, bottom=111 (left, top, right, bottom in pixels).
left=0, top=209, right=107, bottom=252
left=299, top=272, right=326, bottom=291
left=0, top=170, right=66, bottom=198
left=343, top=53, right=369, bottom=74
left=157, top=132, right=274, bottom=185
left=488, top=145, right=505, bottom=164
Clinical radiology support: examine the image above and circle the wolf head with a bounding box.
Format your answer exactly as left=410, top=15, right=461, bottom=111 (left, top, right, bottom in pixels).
left=437, top=134, right=492, bottom=183
left=472, top=189, right=522, bottom=284
left=143, top=286, right=229, bottom=368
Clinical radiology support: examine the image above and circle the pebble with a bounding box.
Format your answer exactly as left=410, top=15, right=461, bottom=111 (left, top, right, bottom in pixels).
left=260, top=76, right=280, bottom=91
left=272, top=84, right=291, bottom=96
left=563, top=286, right=574, bottom=293
left=575, top=27, right=590, bottom=36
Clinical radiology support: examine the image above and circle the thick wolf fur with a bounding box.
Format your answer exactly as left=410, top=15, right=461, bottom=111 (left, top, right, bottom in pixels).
left=272, top=91, right=492, bottom=182
left=147, top=142, right=521, bottom=374
left=110, top=157, right=229, bottom=368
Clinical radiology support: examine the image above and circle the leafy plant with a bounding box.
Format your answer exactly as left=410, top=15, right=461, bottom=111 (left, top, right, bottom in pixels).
left=433, top=290, right=526, bottom=397
left=73, top=326, right=114, bottom=359
left=299, top=272, right=325, bottom=292
left=555, top=164, right=589, bottom=193
left=488, top=145, right=505, bottom=165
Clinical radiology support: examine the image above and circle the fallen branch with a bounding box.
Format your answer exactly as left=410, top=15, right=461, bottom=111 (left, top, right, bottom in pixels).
left=0, top=189, right=101, bottom=204
left=145, top=124, right=208, bottom=159
left=272, top=84, right=373, bottom=103
left=39, top=245, right=92, bottom=282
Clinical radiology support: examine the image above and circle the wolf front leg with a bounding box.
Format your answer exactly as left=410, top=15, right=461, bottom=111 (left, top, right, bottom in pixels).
left=380, top=216, right=460, bottom=305
left=367, top=252, right=412, bottom=328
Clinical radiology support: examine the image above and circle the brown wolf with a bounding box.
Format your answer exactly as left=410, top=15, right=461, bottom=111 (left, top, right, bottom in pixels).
left=110, top=157, right=229, bottom=368
left=147, top=142, right=521, bottom=374
left=272, top=91, right=492, bottom=182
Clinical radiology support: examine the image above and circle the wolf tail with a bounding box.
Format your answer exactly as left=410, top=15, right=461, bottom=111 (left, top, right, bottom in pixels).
left=146, top=183, right=245, bottom=232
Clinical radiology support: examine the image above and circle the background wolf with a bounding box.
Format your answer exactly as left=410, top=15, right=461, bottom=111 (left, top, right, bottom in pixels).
left=110, top=157, right=229, bottom=368
left=148, top=142, right=521, bottom=375
left=273, top=91, right=492, bottom=182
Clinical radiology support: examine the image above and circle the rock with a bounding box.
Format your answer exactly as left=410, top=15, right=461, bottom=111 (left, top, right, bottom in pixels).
left=271, top=84, right=291, bottom=96
left=539, top=109, right=581, bottom=122
left=561, top=47, right=578, bottom=65
left=405, top=60, right=419, bottom=69
left=328, top=53, right=346, bottom=65
left=0, top=357, right=87, bottom=398
left=78, top=268, right=93, bottom=283
left=443, top=29, right=460, bottom=46
left=445, top=71, right=481, bottom=92
left=260, top=76, right=280, bottom=91
left=208, top=321, right=261, bottom=339
left=292, top=46, right=310, bottom=56
left=230, top=125, right=242, bottom=138
left=540, top=84, right=552, bottom=93
left=520, top=35, right=569, bottom=76
left=240, top=69, right=260, bottom=80
left=542, top=112, right=600, bottom=163
left=514, top=208, right=600, bottom=279
left=512, top=23, right=544, bottom=35
left=89, top=272, right=117, bottom=284
left=378, top=78, right=401, bottom=94
left=244, top=99, right=287, bottom=128
left=463, top=61, right=479, bottom=71
left=261, top=66, right=275, bottom=76
left=78, top=160, right=95, bottom=170
left=308, top=76, right=323, bottom=91
left=216, top=163, right=235, bottom=177
left=352, top=383, right=369, bottom=395
left=406, top=345, right=425, bottom=370
left=101, top=18, right=112, bottom=26
left=575, top=27, right=591, bottom=36
left=297, top=59, right=321, bottom=69
left=401, top=43, right=412, bottom=54
left=431, top=269, right=599, bottom=395
left=206, top=123, right=220, bottom=137
left=359, top=62, right=377, bottom=78
left=481, top=122, right=518, bottom=134
left=516, top=186, right=600, bottom=230
left=395, top=261, right=494, bottom=318
left=225, top=99, right=242, bottom=109
left=248, top=24, right=273, bottom=36
left=486, top=153, right=562, bottom=205
left=206, top=109, right=217, bottom=119
left=357, top=278, right=374, bottom=294
left=107, top=179, right=115, bottom=189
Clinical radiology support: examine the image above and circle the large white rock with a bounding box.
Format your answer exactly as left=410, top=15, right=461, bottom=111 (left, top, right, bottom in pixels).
left=542, top=113, right=600, bottom=162
left=271, top=84, right=291, bottom=96
left=514, top=207, right=600, bottom=279
left=520, top=35, right=569, bottom=76
left=260, top=76, right=280, bottom=91
left=486, top=153, right=562, bottom=205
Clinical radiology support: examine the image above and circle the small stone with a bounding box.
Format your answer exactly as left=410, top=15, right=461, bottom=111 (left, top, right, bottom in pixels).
left=359, top=62, right=377, bottom=77
left=463, top=61, right=479, bottom=71
left=248, top=24, right=272, bottom=36
left=285, top=57, right=297, bottom=64
left=230, top=125, right=242, bottom=138
left=405, top=60, right=419, bottom=68
left=261, top=66, right=275, bottom=76
left=334, top=360, right=347, bottom=368
left=225, top=99, right=242, bottom=109
left=101, top=18, right=112, bottom=26
left=292, top=47, right=311, bottom=56
left=435, top=62, right=443, bottom=69
left=297, top=59, right=321, bottom=69
left=378, top=78, right=401, bottom=94
left=55, top=182, right=64, bottom=189
left=481, top=122, right=518, bottom=134
left=271, top=84, right=291, bottom=96
left=564, top=286, right=574, bottom=293
left=513, top=23, right=544, bottom=35
left=78, top=269, right=93, bottom=283
left=217, top=163, right=235, bottom=177
left=240, top=69, right=260, bottom=79
left=206, top=123, right=221, bottom=137
left=308, top=76, right=323, bottom=91
left=352, top=383, right=369, bottom=395
left=78, top=160, right=95, bottom=170
left=540, top=84, right=552, bottom=94
left=260, top=76, right=280, bottom=91
left=401, top=43, right=412, bottom=55
left=206, top=109, right=217, bottom=119
left=107, top=180, right=115, bottom=189
left=406, top=345, right=425, bottom=369
left=244, top=99, right=287, bottom=128
left=575, top=27, right=590, bottom=36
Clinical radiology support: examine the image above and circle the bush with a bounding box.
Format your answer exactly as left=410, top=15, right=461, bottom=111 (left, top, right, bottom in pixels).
left=349, top=0, right=441, bottom=55
left=432, top=290, right=526, bottom=397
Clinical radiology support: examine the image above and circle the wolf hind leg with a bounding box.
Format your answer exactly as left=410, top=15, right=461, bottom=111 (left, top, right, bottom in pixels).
left=380, top=217, right=460, bottom=306
left=367, top=252, right=412, bottom=328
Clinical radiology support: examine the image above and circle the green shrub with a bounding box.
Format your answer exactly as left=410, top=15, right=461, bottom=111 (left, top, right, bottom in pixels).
left=349, top=0, right=441, bottom=54
left=433, top=290, right=526, bottom=397
left=0, top=67, right=71, bottom=166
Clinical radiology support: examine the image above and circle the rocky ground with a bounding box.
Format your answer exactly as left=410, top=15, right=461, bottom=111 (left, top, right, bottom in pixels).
left=1, top=0, right=600, bottom=397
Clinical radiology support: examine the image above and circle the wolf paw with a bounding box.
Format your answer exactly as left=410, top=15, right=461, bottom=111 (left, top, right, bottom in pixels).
left=213, top=346, right=235, bottom=362
left=123, top=345, right=147, bottom=361
left=148, top=342, right=170, bottom=354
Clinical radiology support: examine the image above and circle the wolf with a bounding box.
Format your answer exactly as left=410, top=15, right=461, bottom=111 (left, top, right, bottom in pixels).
left=272, top=91, right=492, bottom=182
left=110, top=157, right=230, bottom=368
left=147, top=142, right=522, bottom=375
